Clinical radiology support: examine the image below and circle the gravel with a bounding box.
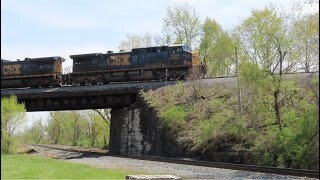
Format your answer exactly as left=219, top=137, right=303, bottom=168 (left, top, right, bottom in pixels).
left=67, top=155, right=315, bottom=180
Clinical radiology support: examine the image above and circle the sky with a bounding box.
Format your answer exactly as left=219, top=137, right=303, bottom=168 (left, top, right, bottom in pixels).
left=1, top=0, right=318, bottom=129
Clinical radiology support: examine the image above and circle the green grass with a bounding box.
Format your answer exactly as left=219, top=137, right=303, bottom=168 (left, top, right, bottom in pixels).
left=1, top=154, right=140, bottom=179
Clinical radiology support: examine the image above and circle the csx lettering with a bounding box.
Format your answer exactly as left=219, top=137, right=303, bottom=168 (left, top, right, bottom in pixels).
left=108, top=55, right=130, bottom=66
left=2, top=64, right=21, bottom=75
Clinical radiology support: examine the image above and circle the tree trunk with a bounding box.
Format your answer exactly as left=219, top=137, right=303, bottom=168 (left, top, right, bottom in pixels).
left=273, top=46, right=285, bottom=131
left=103, top=135, right=107, bottom=149
left=54, top=128, right=60, bottom=144
left=273, top=89, right=282, bottom=130
left=235, top=47, right=243, bottom=117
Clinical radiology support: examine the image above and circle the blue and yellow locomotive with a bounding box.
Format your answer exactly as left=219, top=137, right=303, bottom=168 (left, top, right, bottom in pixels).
left=69, top=44, right=202, bottom=85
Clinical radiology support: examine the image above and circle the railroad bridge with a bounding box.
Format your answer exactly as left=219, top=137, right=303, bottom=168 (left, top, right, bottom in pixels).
left=1, top=73, right=311, bottom=156
left=1, top=80, right=185, bottom=156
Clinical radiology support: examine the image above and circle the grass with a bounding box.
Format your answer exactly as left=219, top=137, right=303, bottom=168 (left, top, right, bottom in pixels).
left=1, top=154, right=140, bottom=179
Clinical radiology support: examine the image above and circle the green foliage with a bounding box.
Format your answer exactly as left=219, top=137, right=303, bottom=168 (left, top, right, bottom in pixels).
left=236, top=7, right=290, bottom=72
left=23, top=110, right=110, bottom=149
left=1, top=96, right=26, bottom=154
left=193, top=115, right=243, bottom=153
left=143, top=83, right=247, bottom=153
left=161, top=105, right=186, bottom=130
left=294, top=12, right=319, bottom=72
left=235, top=5, right=319, bottom=169
left=23, top=119, right=46, bottom=144
left=200, top=18, right=235, bottom=77
left=1, top=133, right=19, bottom=154
left=46, top=112, right=64, bottom=144
left=141, top=1, right=319, bottom=170
left=163, top=3, right=202, bottom=47
left=243, top=82, right=319, bottom=168
left=143, top=69, right=319, bottom=169
left=1, top=154, right=141, bottom=179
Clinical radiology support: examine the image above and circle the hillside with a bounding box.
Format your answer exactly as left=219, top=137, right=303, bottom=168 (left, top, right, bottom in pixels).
left=141, top=72, right=319, bottom=170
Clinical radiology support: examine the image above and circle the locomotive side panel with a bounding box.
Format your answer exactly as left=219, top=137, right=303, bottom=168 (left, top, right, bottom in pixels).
left=71, top=53, right=105, bottom=73
left=71, top=52, right=133, bottom=72
left=143, top=46, right=170, bottom=68
left=136, top=45, right=193, bottom=69
left=26, top=60, right=55, bottom=76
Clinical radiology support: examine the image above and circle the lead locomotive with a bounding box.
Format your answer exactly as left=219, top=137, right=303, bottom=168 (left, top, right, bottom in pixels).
left=1, top=44, right=204, bottom=89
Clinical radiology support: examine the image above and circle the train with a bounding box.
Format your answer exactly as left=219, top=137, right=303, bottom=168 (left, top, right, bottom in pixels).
left=1, top=44, right=205, bottom=89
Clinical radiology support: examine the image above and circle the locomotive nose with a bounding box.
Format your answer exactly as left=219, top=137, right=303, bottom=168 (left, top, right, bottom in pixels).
left=191, top=51, right=200, bottom=65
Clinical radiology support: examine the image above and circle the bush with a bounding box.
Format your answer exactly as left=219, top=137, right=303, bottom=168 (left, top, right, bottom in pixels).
left=1, top=96, right=26, bottom=154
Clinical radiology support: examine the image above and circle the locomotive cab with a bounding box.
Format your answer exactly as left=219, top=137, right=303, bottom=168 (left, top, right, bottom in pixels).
left=168, top=44, right=193, bottom=66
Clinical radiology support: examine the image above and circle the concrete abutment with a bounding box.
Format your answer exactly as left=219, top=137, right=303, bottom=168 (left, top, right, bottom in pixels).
left=109, top=95, right=163, bottom=156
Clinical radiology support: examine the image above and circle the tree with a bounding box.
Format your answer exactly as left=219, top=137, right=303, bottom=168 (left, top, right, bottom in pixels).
left=235, top=7, right=299, bottom=130
left=236, top=5, right=319, bottom=168
left=119, top=33, right=153, bottom=51
left=1, top=96, right=26, bottom=154
left=153, top=33, right=174, bottom=46
left=47, top=112, right=64, bottom=144
left=295, top=12, right=319, bottom=72
left=162, top=3, right=202, bottom=48
left=70, top=111, right=82, bottom=146
left=82, top=111, right=99, bottom=147
left=23, top=118, right=46, bottom=144
left=200, top=18, right=235, bottom=77
left=93, top=109, right=111, bottom=148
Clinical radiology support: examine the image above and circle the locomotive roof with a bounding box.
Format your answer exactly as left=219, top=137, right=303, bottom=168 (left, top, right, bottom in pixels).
left=168, top=44, right=184, bottom=47
left=1, top=59, right=11, bottom=62
left=70, top=53, right=103, bottom=59
left=131, top=44, right=187, bottom=50
left=25, top=56, right=66, bottom=62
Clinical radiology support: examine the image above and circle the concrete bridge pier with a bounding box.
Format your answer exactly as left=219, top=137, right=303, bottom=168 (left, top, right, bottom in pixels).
left=109, top=96, right=162, bottom=156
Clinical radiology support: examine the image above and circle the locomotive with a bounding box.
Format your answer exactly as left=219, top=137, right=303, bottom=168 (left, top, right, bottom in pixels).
left=1, top=56, right=65, bottom=88
left=1, top=44, right=203, bottom=89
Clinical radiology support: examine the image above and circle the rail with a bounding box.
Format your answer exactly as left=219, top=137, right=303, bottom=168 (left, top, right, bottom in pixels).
left=31, top=144, right=319, bottom=178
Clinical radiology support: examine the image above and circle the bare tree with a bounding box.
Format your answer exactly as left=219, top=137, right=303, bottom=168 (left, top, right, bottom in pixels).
left=119, top=33, right=153, bottom=51
left=153, top=33, right=174, bottom=46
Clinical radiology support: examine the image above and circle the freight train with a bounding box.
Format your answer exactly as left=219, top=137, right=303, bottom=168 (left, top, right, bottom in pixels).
left=1, top=44, right=204, bottom=89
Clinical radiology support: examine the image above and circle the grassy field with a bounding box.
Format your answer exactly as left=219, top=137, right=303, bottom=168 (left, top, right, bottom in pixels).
left=1, top=154, right=140, bottom=179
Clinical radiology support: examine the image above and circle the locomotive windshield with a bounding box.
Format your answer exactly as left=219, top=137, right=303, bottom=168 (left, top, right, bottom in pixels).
left=169, top=44, right=192, bottom=52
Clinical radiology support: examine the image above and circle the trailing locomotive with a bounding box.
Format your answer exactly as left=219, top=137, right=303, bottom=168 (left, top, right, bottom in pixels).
left=1, top=56, right=65, bottom=88
left=1, top=44, right=203, bottom=89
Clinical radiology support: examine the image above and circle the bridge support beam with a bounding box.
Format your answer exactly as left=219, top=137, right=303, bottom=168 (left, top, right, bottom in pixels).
left=109, top=106, right=143, bottom=155
left=109, top=95, right=162, bottom=156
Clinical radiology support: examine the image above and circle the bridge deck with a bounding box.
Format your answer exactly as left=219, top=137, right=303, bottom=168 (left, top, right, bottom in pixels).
left=1, top=81, right=178, bottom=111
left=1, top=81, right=178, bottom=98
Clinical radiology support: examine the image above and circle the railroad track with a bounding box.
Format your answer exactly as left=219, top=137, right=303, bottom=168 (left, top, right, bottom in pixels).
left=31, top=144, right=319, bottom=178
